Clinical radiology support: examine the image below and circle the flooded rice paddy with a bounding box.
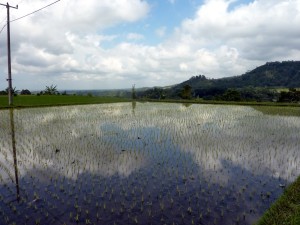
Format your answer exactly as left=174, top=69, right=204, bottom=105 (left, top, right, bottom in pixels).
left=0, top=102, right=299, bottom=225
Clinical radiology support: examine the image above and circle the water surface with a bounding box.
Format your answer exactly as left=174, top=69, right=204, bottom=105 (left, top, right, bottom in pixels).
left=0, top=103, right=299, bottom=224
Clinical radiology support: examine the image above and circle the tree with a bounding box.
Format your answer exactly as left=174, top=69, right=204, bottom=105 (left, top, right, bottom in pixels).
left=181, top=85, right=192, bottom=99
left=20, top=89, right=31, bottom=95
left=220, top=89, right=242, bottom=101
left=5, top=87, right=19, bottom=96
left=139, top=87, right=166, bottom=99
left=0, top=89, right=7, bottom=95
left=278, top=89, right=300, bottom=102
left=44, top=85, right=58, bottom=95
left=132, top=84, right=137, bottom=100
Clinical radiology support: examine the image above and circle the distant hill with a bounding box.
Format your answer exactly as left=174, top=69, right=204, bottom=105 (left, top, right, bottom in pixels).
left=140, top=61, right=300, bottom=101
left=175, top=61, right=300, bottom=90
left=64, top=87, right=151, bottom=98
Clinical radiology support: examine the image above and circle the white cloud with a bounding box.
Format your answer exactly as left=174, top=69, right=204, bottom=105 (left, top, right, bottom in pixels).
left=179, top=0, right=300, bottom=60
left=1, top=0, right=300, bottom=90
left=155, top=26, right=166, bottom=38
left=126, top=32, right=144, bottom=41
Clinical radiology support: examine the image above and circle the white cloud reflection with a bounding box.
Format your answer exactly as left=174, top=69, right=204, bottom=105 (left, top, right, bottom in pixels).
left=0, top=103, right=299, bottom=186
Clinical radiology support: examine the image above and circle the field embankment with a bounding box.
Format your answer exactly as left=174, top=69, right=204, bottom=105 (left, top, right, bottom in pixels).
left=257, top=176, right=300, bottom=225
left=0, top=95, right=130, bottom=109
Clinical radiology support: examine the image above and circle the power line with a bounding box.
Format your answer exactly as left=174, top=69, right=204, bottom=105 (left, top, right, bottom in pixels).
left=0, top=0, right=61, bottom=105
left=0, top=0, right=24, bottom=23
left=0, top=17, right=6, bottom=25
left=0, top=0, right=61, bottom=34
left=11, top=0, right=60, bottom=22
left=0, top=23, right=6, bottom=33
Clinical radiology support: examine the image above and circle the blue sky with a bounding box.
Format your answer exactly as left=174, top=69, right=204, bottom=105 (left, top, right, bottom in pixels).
left=100, top=0, right=200, bottom=47
left=104, top=0, right=253, bottom=47
left=0, top=0, right=299, bottom=90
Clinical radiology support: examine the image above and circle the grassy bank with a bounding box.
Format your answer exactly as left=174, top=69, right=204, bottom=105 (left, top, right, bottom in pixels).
left=1, top=95, right=300, bottom=109
left=142, top=99, right=300, bottom=117
left=252, top=105, right=300, bottom=117
left=142, top=98, right=300, bottom=107
left=257, top=176, right=300, bottom=225
left=0, top=95, right=130, bottom=109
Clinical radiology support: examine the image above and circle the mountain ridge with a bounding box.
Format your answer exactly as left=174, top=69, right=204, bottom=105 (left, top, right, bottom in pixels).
left=139, top=61, right=300, bottom=101
left=175, top=61, right=300, bottom=90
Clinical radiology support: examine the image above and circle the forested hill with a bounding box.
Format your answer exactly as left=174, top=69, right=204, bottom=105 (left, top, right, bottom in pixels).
left=163, top=61, right=300, bottom=99
left=176, top=61, right=300, bottom=90
left=138, top=61, right=300, bottom=101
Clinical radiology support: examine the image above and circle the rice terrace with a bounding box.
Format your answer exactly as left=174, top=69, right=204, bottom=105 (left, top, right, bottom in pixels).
left=0, top=102, right=299, bottom=225
left=1, top=0, right=300, bottom=224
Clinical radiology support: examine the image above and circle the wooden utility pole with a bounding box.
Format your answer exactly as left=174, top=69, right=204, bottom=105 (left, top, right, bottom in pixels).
left=0, top=2, right=18, bottom=106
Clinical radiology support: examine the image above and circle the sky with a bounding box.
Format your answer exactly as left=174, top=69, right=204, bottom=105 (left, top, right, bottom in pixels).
left=0, top=0, right=300, bottom=91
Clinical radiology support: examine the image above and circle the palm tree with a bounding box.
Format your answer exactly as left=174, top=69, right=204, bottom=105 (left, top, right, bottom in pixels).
left=44, top=85, right=58, bottom=95
left=5, top=87, right=19, bottom=95
left=132, top=84, right=137, bottom=99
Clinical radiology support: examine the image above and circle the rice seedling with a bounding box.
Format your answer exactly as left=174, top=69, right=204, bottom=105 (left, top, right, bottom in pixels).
left=0, top=103, right=299, bottom=224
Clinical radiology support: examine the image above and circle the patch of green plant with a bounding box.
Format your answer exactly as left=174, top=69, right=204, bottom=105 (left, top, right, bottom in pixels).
left=141, top=98, right=300, bottom=107
left=252, top=106, right=300, bottom=117
left=0, top=95, right=130, bottom=109
left=257, top=176, right=300, bottom=225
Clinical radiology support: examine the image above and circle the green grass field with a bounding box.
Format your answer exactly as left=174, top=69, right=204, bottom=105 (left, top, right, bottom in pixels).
left=1, top=95, right=300, bottom=109
left=256, top=176, right=300, bottom=225
left=252, top=105, right=300, bottom=117
left=1, top=96, right=300, bottom=118
left=0, top=95, right=130, bottom=109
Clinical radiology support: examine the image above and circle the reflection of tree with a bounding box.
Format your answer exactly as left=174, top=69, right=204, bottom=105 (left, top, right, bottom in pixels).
left=182, top=103, right=192, bottom=108
left=9, top=109, right=20, bottom=201
left=132, top=101, right=136, bottom=115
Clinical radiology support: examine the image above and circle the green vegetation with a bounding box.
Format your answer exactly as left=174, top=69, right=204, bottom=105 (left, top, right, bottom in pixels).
left=257, top=176, right=300, bottom=225
left=252, top=106, right=300, bottom=117
left=143, top=98, right=300, bottom=107
left=139, top=87, right=167, bottom=99
left=132, top=84, right=137, bottom=99
left=0, top=95, right=130, bottom=109
left=174, top=61, right=300, bottom=90
left=278, top=88, right=300, bottom=103
left=180, top=84, right=192, bottom=99
left=138, top=61, right=300, bottom=102
left=1, top=94, right=300, bottom=115
left=43, top=84, right=58, bottom=95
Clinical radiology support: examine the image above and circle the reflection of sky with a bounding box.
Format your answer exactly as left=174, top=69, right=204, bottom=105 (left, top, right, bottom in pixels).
left=0, top=103, right=299, bottom=185
left=172, top=104, right=300, bottom=183
left=0, top=104, right=147, bottom=181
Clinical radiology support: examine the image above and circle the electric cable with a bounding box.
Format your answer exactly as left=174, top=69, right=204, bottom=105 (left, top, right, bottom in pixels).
left=0, top=0, right=61, bottom=34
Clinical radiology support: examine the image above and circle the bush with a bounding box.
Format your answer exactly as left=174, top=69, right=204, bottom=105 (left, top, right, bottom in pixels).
left=20, top=89, right=31, bottom=95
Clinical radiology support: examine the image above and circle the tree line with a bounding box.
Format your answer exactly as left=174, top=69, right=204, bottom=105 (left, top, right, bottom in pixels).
left=137, top=86, right=300, bottom=103
left=0, top=85, right=68, bottom=96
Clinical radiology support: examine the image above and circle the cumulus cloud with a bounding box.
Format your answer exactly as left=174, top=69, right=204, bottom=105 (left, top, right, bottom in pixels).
left=0, top=0, right=300, bottom=90
left=126, top=32, right=144, bottom=41
left=155, top=26, right=166, bottom=38
left=180, top=0, right=300, bottom=61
